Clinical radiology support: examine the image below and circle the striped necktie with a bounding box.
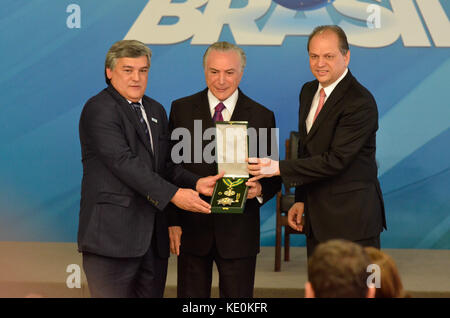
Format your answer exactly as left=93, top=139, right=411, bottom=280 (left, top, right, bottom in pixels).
left=130, top=102, right=153, bottom=152
left=213, top=102, right=226, bottom=122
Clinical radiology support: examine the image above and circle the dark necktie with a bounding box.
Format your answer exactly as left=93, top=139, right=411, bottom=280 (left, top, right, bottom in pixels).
left=213, top=102, right=226, bottom=122
left=130, top=102, right=153, bottom=152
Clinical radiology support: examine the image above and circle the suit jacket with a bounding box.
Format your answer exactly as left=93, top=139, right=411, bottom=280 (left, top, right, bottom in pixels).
left=168, top=88, right=281, bottom=259
left=280, top=70, right=387, bottom=242
left=78, top=85, right=199, bottom=259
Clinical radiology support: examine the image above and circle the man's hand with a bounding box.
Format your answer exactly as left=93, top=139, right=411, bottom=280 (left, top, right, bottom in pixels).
left=169, top=226, right=182, bottom=255
left=196, top=171, right=225, bottom=196
left=171, top=188, right=211, bottom=213
left=288, top=202, right=304, bottom=232
left=245, top=180, right=262, bottom=199
left=247, top=157, right=280, bottom=182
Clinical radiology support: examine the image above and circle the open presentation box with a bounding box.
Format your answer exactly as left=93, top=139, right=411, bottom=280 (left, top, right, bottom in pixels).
left=211, top=121, right=249, bottom=214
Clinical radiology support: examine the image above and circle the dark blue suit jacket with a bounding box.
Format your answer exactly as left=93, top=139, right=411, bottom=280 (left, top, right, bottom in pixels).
left=78, top=85, right=198, bottom=258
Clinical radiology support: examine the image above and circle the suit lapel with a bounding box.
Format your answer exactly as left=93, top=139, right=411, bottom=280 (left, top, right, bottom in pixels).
left=194, top=89, right=216, bottom=130
left=230, top=90, right=251, bottom=122
left=142, top=99, right=158, bottom=163
left=299, top=82, right=317, bottom=139
left=305, top=71, right=353, bottom=143
left=106, top=86, right=155, bottom=157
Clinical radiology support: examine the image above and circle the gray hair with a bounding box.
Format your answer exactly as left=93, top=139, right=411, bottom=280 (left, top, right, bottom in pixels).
left=104, top=40, right=152, bottom=85
left=307, top=25, right=349, bottom=56
left=203, top=41, right=246, bottom=71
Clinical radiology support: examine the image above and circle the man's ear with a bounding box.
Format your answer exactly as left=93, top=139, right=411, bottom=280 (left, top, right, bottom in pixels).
left=305, top=281, right=315, bottom=298
left=106, top=68, right=113, bottom=80
left=366, top=286, right=376, bottom=298
left=344, top=50, right=351, bottom=67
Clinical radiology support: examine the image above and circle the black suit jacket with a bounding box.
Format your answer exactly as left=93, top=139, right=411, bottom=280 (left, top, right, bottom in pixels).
left=168, top=88, right=281, bottom=259
left=280, top=71, right=387, bottom=242
left=78, top=85, right=199, bottom=259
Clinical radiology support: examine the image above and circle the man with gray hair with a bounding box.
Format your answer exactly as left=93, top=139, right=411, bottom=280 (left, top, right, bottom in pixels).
left=168, top=41, right=281, bottom=297
left=78, top=40, right=222, bottom=297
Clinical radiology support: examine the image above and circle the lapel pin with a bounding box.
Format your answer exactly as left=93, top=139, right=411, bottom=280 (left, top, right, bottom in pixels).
left=151, top=117, right=158, bottom=123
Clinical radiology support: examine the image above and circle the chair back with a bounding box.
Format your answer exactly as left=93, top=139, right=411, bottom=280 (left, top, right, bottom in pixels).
left=284, top=131, right=300, bottom=194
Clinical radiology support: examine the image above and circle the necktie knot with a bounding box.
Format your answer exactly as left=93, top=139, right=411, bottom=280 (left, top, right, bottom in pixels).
left=215, top=102, right=225, bottom=113
left=320, top=88, right=326, bottom=98
left=130, top=102, right=153, bottom=153
left=131, top=102, right=141, bottom=110
left=213, top=102, right=225, bottom=122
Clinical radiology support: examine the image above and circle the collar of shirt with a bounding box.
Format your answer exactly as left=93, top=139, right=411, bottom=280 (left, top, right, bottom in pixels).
left=207, top=89, right=238, bottom=121
left=316, top=68, right=348, bottom=100
left=127, top=98, right=143, bottom=106
left=306, top=68, right=348, bottom=133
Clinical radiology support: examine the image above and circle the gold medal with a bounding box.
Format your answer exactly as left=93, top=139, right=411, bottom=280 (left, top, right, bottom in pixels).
left=222, top=178, right=244, bottom=197
left=217, top=178, right=244, bottom=208
left=218, top=197, right=234, bottom=206
left=224, top=189, right=235, bottom=197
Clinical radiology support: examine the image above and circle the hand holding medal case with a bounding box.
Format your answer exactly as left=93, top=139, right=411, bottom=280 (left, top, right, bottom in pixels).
left=211, top=121, right=248, bottom=213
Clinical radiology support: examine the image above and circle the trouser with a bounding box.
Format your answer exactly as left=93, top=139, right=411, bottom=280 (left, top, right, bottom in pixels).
left=177, top=245, right=257, bottom=298
left=82, top=237, right=167, bottom=298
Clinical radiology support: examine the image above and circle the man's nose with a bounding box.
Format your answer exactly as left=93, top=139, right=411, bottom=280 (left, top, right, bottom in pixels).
left=132, top=70, right=140, bottom=81
left=317, top=57, right=326, bottom=67
left=218, top=72, right=225, bottom=84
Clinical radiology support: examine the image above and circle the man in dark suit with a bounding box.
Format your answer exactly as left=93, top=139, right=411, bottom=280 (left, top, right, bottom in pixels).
left=248, top=26, right=386, bottom=257
left=168, top=41, right=281, bottom=297
left=78, top=40, right=221, bottom=297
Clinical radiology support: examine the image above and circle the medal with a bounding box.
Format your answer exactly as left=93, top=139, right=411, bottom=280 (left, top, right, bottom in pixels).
left=217, top=178, right=244, bottom=208
left=218, top=197, right=234, bottom=206
left=222, top=178, right=244, bottom=197
left=217, top=193, right=241, bottom=206
left=224, top=189, right=235, bottom=196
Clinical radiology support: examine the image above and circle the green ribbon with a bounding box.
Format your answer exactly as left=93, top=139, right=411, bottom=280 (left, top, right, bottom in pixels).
left=223, top=178, right=244, bottom=188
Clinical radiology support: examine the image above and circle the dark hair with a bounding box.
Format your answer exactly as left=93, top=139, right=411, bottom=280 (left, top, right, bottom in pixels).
left=308, top=239, right=371, bottom=298
left=104, top=40, right=152, bottom=85
left=307, top=25, right=349, bottom=56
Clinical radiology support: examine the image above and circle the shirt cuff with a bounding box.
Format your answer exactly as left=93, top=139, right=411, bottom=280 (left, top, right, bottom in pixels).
left=256, top=196, right=263, bottom=204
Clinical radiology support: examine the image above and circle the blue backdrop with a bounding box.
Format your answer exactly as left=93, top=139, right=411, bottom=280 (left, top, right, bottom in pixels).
left=1, top=0, right=449, bottom=249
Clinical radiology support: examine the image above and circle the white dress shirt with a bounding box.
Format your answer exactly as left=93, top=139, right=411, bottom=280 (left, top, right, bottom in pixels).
left=207, top=89, right=238, bottom=121
left=306, top=68, right=348, bottom=134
